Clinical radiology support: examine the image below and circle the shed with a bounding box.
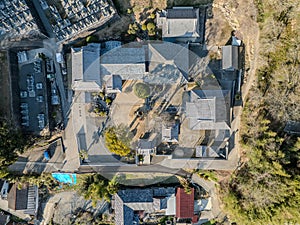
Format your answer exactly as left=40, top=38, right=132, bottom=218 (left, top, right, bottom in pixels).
left=222, top=45, right=240, bottom=71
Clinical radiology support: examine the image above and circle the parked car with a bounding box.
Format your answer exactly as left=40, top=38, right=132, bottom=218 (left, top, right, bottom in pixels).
left=20, top=91, right=27, bottom=98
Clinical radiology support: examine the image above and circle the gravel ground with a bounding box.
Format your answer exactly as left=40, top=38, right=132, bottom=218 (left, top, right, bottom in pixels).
left=39, top=191, right=107, bottom=225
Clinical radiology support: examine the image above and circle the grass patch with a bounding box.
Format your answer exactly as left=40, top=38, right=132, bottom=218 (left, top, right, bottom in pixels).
left=115, top=173, right=179, bottom=186
left=197, top=170, right=218, bottom=182
left=133, top=82, right=150, bottom=99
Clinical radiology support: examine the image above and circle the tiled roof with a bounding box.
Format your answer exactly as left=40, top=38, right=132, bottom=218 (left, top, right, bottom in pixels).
left=115, top=188, right=176, bottom=225
left=147, top=42, right=189, bottom=83
left=162, top=123, right=179, bottom=142
left=176, top=187, right=194, bottom=219
left=284, top=121, right=300, bottom=135
left=71, top=43, right=101, bottom=91
left=7, top=183, right=28, bottom=210
left=186, top=89, right=231, bottom=130
left=157, top=7, right=200, bottom=39
left=100, top=46, right=146, bottom=80
left=167, top=7, right=198, bottom=19
left=222, top=45, right=240, bottom=70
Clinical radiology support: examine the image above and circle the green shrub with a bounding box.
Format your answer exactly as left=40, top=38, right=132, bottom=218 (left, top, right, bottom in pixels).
left=149, top=13, right=156, bottom=19
left=133, top=83, right=150, bottom=99
left=141, top=24, right=147, bottom=31
left=104, top=127, right=131, bottom=156
left=86, top=35, right=98, bottom=43
left=105, top=98, right=112, bottom=105
left=147, top=22, right=156, bottom=31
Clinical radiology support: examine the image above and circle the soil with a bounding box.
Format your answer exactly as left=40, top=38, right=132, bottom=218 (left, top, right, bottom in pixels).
left=205, top=0, right=260, bottom=100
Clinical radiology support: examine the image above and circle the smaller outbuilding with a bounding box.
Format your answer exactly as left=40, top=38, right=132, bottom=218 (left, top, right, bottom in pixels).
left=222, top=45, right=241, bottom=71
left=162, top=123, right=179, bottom=143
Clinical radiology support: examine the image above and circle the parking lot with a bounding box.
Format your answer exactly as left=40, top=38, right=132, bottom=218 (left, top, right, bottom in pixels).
left=19, top=60, right=48, bottom=133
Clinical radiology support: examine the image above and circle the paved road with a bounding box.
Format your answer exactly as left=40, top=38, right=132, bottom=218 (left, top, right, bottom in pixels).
left=78, top=164, right=191, bottom=178
left=191, top=174, right=223, bottom=221
left=43, top=39, right=69, bottom=126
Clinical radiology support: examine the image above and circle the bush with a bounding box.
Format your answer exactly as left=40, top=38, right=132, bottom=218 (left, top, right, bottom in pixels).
left=99, top=92, right=105, bottom=99
left=80, top=174, right=119, bottom=206
left=105, top=98, right=112, bottom=105
left=128, top=23, right=139, bottom=35
left=147, top=22, right=156, bottom=31
left=133, top=83, right=150, bottom=99
left=149, top=13, right=156, bottom=19
left=141, top=24, right=147, bottom=31
left=127, top=8, right=132, bottom=14
left=104, top=127, right=131, bottom=156
left=148, top=29, right=156, bottom=36
left=99, top=111, right=106, bottom=117
left=86, top=35, right=98, bottom=43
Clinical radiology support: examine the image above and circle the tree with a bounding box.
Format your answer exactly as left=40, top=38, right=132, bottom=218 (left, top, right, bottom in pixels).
left=99, top=111, right=107, bottom=117
left=0, top=119, right=26, bottom=168
left=133, top=83, right=150, bottom=99
left=80, top=174, right=119, bottom=206
left=149, top=13, right=156, bottom=19
left=178, top=177, right=192, bottom=194
left=79, top=149, right=88, bottom=161
left=105, top=98, right=112, bottom=105
left=147, top=22, right=156, bottom=32
left=127, top=8, right=132, bottom=14
left=141, top=24, right=147, bottom=31
left=127, top=23, right=139, bottom=35
left=148, top=29, right=156, bottom=36
left=104, top=127, right=131, bottom=156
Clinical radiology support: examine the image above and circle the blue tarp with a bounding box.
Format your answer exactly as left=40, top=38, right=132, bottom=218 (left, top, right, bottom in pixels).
left=52, top=173, right=77, bottom=184
left=44, top=151, right=50, bottom=160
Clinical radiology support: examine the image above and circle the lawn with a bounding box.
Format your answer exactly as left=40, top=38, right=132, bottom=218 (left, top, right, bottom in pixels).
left=115, top=172, right=179, bottom=186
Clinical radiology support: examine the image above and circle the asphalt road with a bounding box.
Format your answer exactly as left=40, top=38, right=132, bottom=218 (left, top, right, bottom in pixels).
left=43, top=39, right=69, bottom=126
left=78, top=164, right=191, bottom=178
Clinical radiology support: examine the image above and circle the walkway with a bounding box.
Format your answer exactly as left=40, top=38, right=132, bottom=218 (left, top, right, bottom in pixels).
left=31, top=0, right=55, bottom=38
left=191, top=174, right=224, bottom=222
left=0, top=198, right=31, bottom=221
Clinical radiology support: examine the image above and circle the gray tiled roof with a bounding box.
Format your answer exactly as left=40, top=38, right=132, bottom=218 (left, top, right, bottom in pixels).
left=137, top=139, right=156, bottom=151
left=186, top=90, right=231, bottom=130
left=115, top=188, right=175, bottom=225
left=147, top=42, right=189, bottom=83
left=115, top=189, right=153, bottom=225
left=71, top=43, right=101, bottom=91
left=105, top=74, right=122, bottom=92
left=222, top=45, right=240, bottom=70
left=100, top=46, right=146, bottom=80
left=157, top=7, right=200, bottom=39
left=118, top=189, right=153, bottom=203
left=153, top=187, right=175, bottom=197
left=162, top=123, right=179, bottom=142
left=8, top=183, right=28, bottom=210
left=0, top=212, right=10, bottom=225
left=167, top=8, right=198, bottom=18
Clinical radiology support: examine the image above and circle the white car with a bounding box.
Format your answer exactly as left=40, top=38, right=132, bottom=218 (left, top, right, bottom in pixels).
left=20, top=91, right=27, bottom=98
left=36, top=83, right=43, bottom=89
